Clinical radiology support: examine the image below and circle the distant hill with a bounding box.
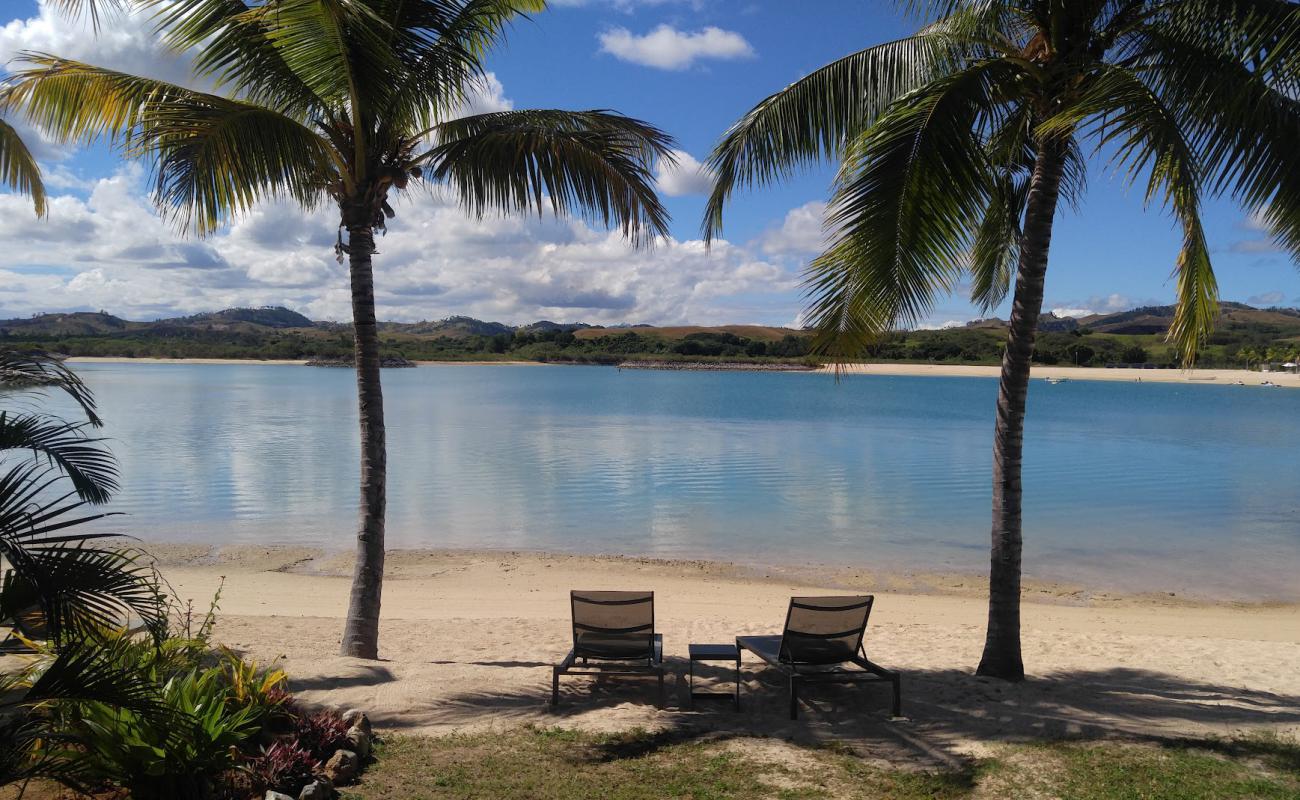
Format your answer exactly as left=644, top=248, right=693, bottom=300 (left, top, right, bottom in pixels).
left=2, top=302, right=1296, bottom=366
left=0, top=311, right=135, bottom=336
left=968, top=303, right=1300, bottom=338
left=163, top=307, right=315, bottom=329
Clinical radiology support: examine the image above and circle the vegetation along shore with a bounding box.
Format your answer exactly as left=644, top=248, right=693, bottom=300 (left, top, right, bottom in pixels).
left=6, top=301, right=1300, bottom=371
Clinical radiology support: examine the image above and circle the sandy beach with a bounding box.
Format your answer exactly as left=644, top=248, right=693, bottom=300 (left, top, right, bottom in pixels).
left=818, top=362, right=1300, bottom=387
left=141, top=544, right=1300, bottom=764
left=63, top=356, right=1300, bottom=386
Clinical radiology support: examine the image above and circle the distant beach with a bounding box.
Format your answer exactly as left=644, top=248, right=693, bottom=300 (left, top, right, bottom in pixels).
left=820, top=362, right=1300, bottom=387
left=63, top=355, right=1300, bottom=387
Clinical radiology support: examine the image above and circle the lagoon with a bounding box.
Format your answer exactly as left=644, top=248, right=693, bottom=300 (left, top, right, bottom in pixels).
left=61, top=362, right=1299, bottom=601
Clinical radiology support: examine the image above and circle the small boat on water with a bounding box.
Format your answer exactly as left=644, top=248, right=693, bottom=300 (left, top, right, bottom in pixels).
left=1045, top=377, right=1068, bottom=384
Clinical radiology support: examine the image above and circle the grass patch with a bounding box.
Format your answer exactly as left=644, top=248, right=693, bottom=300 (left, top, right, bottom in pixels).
left=1045, top=737, right=1300, bottom=800
left=338, top=728, right=1300, bottom=800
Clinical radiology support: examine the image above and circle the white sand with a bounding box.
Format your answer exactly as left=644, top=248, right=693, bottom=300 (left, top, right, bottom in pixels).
left=819, top=362, right=1300, bottom=388
left=143, top=546, right=1300, bottom=761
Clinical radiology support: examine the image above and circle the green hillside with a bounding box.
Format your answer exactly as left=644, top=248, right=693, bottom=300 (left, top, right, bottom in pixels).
left=2, top=303, right=1298, bottom=367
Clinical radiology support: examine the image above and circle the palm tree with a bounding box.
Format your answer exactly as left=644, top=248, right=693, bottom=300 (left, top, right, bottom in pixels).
left=3, top=0, right=673, bottom=659
left=704, top=0, right=1300, bottom=679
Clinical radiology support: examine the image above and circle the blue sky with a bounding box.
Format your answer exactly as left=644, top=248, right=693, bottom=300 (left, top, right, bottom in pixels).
left=1, top=0, right=1297, bottom=326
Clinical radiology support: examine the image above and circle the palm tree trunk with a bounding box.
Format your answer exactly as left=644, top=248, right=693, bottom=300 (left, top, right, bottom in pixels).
left=976, top=139, right=1067, bottom=681
left=339, top=224, right=387, bottom=659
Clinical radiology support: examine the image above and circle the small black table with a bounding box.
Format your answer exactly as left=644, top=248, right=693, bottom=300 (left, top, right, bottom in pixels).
left=688, top=643, right=740, bottom=710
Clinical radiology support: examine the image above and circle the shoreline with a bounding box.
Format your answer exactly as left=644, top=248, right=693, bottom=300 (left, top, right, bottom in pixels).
left=818, top=362, right=1300, bottom=387
left=141, top=543, right=1300, bottom=744
left=140, top=542, right=1298, bottom=611
left=63, top=356, right=1300, bottom=386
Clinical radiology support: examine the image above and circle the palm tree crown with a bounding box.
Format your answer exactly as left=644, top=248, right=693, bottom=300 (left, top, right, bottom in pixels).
left=706, top=0, right=1300, bottom=363
left=4, top=0, right=672, bottom=243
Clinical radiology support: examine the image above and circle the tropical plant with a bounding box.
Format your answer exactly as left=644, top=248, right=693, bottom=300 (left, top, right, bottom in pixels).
left=53, top=665, right=263, bottom=799
left=703, top=0, right=1300, bottom=679
left=2, top=0, right=674, bottom=659
left=294, top=708, right=352, bottom=762
left=245, top=739, right=320, bottom=796
left=0, top=350, right=162, bottom=641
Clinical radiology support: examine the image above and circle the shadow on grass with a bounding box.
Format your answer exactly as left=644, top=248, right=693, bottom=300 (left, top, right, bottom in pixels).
left=373, top=663, right=1300, bottom=769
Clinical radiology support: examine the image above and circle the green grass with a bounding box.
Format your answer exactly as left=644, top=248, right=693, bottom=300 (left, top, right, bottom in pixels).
left=339, top=728, right=1300, bottom=800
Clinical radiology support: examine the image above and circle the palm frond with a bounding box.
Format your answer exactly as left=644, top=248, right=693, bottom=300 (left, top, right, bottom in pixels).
left=0, top=118, right=46, bottom=217
left=1047, top=63, right=1220, bottom=363
left=702, top=33, right=962, bottom=241
left=0, top=350, right=100, bottom=425
left=6, top=55, right=339, bottom=235
left=0, top=413, right=118, bottom=504
left=421, top=109, right=674, bottom=246
left=803, top=59, right=1029, bottom=359
left=1125, top=7, right=1300, bottom=263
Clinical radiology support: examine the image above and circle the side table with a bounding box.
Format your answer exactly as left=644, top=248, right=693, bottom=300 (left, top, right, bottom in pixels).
left=688, top=643, right=740, bottom=710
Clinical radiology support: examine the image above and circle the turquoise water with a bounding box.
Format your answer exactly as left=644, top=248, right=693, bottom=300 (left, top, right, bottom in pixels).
left=53, top=363, right=1300, bottom=600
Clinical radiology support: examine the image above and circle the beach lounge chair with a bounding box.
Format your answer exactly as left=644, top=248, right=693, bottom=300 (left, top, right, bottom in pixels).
left=552, top=590, right=665, bottom=708
left=737, top=595, right=901, bottom=719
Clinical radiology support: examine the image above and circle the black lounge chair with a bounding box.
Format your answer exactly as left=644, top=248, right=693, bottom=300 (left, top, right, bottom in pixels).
left=552, top=590, right=665, bottom=708
left=737, top=595, right=901, bottom=719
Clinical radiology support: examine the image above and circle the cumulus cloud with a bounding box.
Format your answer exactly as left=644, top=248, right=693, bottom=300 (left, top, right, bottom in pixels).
left=1247, top=290, right=1286, bottom=306
left=0, top=1, right=200, bottom=89
left=598, top=25, right=754, bottom=70
left=1049, top=293, right=1150, bottom=318
left=654, top=150, right=713, bottom=197
left=759, top=201, right=828, bottom=256
left=0, top=168, right=804, bottom=325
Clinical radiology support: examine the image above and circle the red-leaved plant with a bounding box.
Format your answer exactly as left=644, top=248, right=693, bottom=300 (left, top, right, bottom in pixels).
left=294, top=710, right=351, bottom=761
left=246, top=740, right=319, bottom=796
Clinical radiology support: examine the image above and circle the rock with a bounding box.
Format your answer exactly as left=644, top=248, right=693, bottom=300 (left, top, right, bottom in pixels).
left=299, top=778, right=333, bottom=800
left=322, top=749, right=359, bottom=785
left=266, top=792, right=295, bottom=800
left=341, top=709, right=371, bottom=735
left=346, top=726, right=371, bottom=759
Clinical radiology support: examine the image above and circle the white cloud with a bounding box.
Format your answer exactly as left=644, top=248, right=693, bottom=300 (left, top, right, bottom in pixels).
left=654, top=150, right=713, bottom=197
left=457, top=72, right=513, bottom=116
left=760, top=201, right=827, bottom=256
left=598, top=25, right=754, bottom=70
left=1247, top=290, right=1286, bottom=306
left=1049, top=294, right=1151, bottom=318
left=0, top=169, right=803, bottom=326
left=0, top=1, right=199, bottom=89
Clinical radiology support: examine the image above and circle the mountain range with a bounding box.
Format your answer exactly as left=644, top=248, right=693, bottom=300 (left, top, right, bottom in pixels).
left=3, top=302, right=1299, bottom=341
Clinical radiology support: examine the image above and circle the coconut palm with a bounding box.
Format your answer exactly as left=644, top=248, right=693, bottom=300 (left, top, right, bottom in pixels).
left=0, top=119, right=45, bottom=216
left=2, top=0, right=672, bottom=658
left=704, top=0, right=1300, bottom=679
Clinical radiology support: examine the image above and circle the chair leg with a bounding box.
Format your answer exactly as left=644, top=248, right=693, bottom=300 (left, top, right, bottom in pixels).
left=657, top=671, right=665, bottom=709
left=788, top=675, right=799, bottom=720
left=551, top=669, right=561, bottom=707
left=892, top=674, right=902, bottom=717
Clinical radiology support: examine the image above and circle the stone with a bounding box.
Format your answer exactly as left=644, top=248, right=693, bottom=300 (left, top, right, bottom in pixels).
left=322, top=749, right=359, bottom=785
left=266, top=792, right=295, bottom=800
left=341, top=709, right=371, bottom=734
left=299, top=778, right=334, bottom=800
left=346, top=726, right=371, bottom=759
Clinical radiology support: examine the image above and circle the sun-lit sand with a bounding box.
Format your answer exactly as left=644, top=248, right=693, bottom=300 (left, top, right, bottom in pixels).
left=64, top=356, right=1300, bottom=387
left=145, top=545, right=1300, bottom=761
left=818, top=362, right=1300, bottom=387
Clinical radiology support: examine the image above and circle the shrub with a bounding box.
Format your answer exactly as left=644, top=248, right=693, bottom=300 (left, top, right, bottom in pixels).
left=295, top=710, right=351, bottom=761
left=246, top=740, right=320, bottom=796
